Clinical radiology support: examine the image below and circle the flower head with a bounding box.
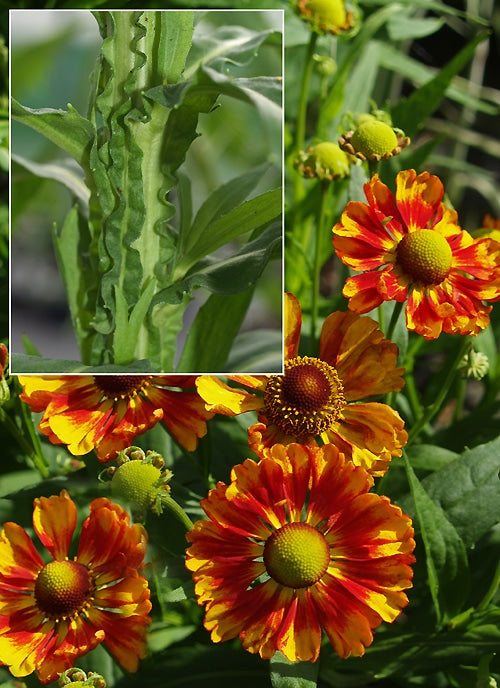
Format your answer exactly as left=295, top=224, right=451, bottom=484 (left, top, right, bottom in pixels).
left=339, top=119, right=410, bottom=161
left=333, top=170, right=500, bottom=339
left=196, top=293, right=406, bottom=476
left=296, top=0, right=355, bottom=35
left=18, top=375, right=213, bottom=461
left=186, top=443, right=415, bottom=662
left=0, top=490, right=151, bottom=683
left=295, top=142, right=350, bottom=181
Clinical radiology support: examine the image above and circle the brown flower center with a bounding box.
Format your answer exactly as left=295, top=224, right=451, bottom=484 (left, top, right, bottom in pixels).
left=93, top=375, right=151, bottom=400
left=35, top=560, right=93, bottom=619
left=264, top=522, right=330, bottom=588
left=396, top=229, right=452, bottom=285
left=263, top=356, right=345, bottom=438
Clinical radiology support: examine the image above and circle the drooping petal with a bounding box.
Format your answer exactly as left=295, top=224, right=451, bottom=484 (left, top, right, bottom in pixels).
left=32, top=491, right=76, bottom=561
left=144, top=385, right=212, bottom=452
left=0, top=523, right=43, bottom=588
left=319, top=311, right=404, bottom=400
left=77, top=498, right=147, bottom=574
left=342, top=272, right=386, bottom=313
left=196, top=376, right=263, bottom=414
left=330, top=403, right=407, bottom=476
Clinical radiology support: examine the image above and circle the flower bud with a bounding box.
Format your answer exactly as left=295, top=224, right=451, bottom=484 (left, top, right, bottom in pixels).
left=295, top=141, right=350, bottom=181
left=109, top=448, right=173, bottom=515
left=458, top=350, right=489, bottom=380
left=339, top=119, right=410, bottom=161
left=296, top=0, right=354, bottom=35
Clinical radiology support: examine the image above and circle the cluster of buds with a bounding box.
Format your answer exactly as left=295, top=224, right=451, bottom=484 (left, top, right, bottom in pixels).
left=58, top=669, right=106, bottom=688
left=101, top=446, right=173, bottom=517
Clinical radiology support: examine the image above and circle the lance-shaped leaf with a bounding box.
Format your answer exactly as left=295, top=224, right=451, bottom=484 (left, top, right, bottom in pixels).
left=11, top=99, right=94, bottom=171
left=403, top=451, right=470, bottom=625
left=153, top=222, right=281, bottom=305
left=176, top=188, right=282, bottom=275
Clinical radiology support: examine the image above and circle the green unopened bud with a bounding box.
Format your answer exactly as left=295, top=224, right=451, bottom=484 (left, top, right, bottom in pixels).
left=109, top=449, right=173, bottom=515
left=295, top=141, right=350, bottom=181
left=339, top=120, right=410, bottom=161
left=458, top=350, right=489, bottom=380
left=313, top=54, right=336, bottom=78
left=58, top=669, right=106, bottom=687
left=111, top=459, right=162, bottom=511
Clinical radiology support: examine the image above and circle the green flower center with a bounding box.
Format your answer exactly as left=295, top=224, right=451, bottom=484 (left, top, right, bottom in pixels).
left=396, top=229, right=452, bottom=285
left=93, top=375, right=151, bottom=400
left=111, top=460, right=161, bottom=511
left=264, top=522, right=330, bottom=588
left=351, top=120, right=397, bottom=158
left=264, top=356, right=345, bottom=438
left=35, top=560, right=92, bottom=619
left=300, top=142, right=350, bottom=180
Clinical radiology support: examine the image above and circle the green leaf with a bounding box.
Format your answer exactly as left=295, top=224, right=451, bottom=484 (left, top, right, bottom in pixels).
left=154, top=222, right=281, bottom=305
left=410, top=436, right=500, bottom=548
left=176, top=289, right=254, bottom=373
left=112, top=279, right=157, bottom=366
left=270, top=652, right=319, bottom=688
left=391, top=31, right=490, bottom=137
left=52, top=206, right=93, bottom=355
left=11, top=98, right=94, bottom=171
left=148, top=625, right=196, bottom=653
left=227, top=330, right=283, bottom=373
left=112, top=644, right=268, bottom=687
left=185, top=24, right=279, bottom=78
left=377, top=41, right=498, bottom=115
left=405, top=444, right=460, bottom=472
left=11, top=153, right=89, bottom=213
left=178, top=163, right=274, bottom=260
left=403, top=451, right=470, bottom=624
left=387, top=8, right=444, bottom=41
left=0, top=470, right=41, bottom=498
left=178, top=187, right=282, bottom=273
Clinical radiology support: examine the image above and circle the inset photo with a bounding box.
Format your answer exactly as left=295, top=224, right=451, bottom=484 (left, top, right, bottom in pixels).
left=10, top=9, right=283, bottom=374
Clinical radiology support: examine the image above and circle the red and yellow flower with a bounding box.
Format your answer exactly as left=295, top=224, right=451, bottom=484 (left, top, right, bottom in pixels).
left=333, top=169, right=500, bottom=340
left=18, top=375, right=213, bottom=461
left=0, top=490, right=151, bottom=683
left=196, top=293, right=406, bottom=476
left=186, top=443, right=415, bottom=662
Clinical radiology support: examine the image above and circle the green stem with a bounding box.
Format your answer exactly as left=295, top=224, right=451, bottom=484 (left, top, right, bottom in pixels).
left=367, top=159, right=379, bottom=178
left=295, top=32, right=318, bottom=158
left=0, top=406, right=50, bottom=479
left=385, top=300, right=405, bottom=342
left=377, top=305, right=385, bottom=336
left=452, top=376, right=467, bottom=423
left=477, top=558, right=500, bottom=612
left=161, top=493, right=194, bottom=531
left=407, top=337, right=472, bottom=445
left=311, top=180, right=331, bottom=344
